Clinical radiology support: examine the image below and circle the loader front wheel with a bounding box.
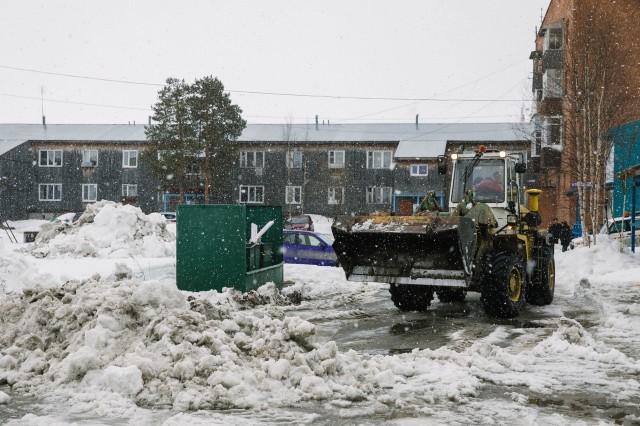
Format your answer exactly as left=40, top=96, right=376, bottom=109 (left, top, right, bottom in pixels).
left=389, top=284, right=434, bottom=312
left=527, top=246, right=555, bottom=306
left=481, top=252, right=526, bottom=318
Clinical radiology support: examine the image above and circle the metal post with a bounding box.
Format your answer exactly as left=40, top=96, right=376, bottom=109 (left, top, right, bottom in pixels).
left=633, top=177, right=639, bottom=253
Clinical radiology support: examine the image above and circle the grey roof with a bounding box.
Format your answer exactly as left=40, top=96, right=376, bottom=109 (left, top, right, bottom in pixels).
left=394, top=140, right=448, bottom=159
left=0, top=122, right=532, bottom=156
left=240, top=122, right=532, bottom=143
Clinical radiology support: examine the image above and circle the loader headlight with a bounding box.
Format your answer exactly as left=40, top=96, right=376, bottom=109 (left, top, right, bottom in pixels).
left=507, top=214, right=518, bottom=225
left=451, top=153, right=458, bottom=160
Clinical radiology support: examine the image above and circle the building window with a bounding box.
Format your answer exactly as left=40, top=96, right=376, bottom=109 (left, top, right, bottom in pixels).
left=123, top=150, right=138, bottom=168
left=185, top=163, right=201, bottom=176
left=367, top=150, right=393, bottom=169
left=82, top=184, right=97, bottom=202
left=328, top=150, right=345, bottom=168
left=287, top=151, right=303, bottom=168
left=546, top=117, right=562, bottom=145
left=39, top=150, right=63, bottom=167
left=122, top=184, right=138, bottom=197
left=366, top=186, right=392, bottom=204
left=39, top=183, right=61, bottom=201
left=328, top=187, right=344, bottom=205
left=543, top=69, right=562, bottom=98
left=239, top=185, right=264, bottom=203
left=534, top=129, right=542, bottom=155
left=82, top=150, right=98, bottom=167
left=239, top=151, right=265, bottom=168
left=410, top=164, right=428, bottom=176
left=547, top=27, right=563, bottom=50
left=285, top=186, right=302, bottom=204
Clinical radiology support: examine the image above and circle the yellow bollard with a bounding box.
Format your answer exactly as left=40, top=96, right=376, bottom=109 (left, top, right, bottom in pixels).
left=526, top=189, right=543, bottom=212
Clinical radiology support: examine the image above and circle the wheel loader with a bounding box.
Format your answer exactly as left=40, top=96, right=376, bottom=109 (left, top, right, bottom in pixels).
left=331, top=146, right=555, bottom=318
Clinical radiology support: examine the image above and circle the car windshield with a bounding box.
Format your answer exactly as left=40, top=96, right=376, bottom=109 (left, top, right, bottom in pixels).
left=290, top=217, right=309, bottom=224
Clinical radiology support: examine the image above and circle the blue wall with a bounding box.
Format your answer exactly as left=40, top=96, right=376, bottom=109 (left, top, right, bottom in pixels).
left=612, top=119, right=640, bottom=217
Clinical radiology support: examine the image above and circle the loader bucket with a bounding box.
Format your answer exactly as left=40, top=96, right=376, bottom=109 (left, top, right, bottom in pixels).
left=331, top=215, right=477, bottom=287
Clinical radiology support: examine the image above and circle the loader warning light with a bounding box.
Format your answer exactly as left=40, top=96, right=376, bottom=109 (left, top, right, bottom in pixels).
left=478, top=145, right=487, bottom=153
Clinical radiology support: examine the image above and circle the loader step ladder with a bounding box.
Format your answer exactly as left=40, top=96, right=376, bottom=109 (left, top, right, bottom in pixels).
left=0, top=216, right=18, bottom=243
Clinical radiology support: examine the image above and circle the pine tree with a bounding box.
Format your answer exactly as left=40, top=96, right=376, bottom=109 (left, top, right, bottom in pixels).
left=189, top=76, right=246, bottom=203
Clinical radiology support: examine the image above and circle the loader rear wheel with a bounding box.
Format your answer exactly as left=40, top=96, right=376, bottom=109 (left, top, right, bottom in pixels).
left=527, top=246, right=555, bottom=306
left=389, top=284, right=434, bottom=312
left=436, top=288, right=467, bottom=303
left=481, top=251, right=527, bottom=318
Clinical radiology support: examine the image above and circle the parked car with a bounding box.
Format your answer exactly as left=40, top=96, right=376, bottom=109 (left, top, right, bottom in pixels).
left=599, top=214, right=640, bottom=247
left=284, top=214, right=314, bottom=231
left=571, top=214, right=640, bottom=248
left=283, top=229, right=338, bottom=267
left=160, top=212, right=177, bottom=223
left=52, top=212, right=82, bottom=224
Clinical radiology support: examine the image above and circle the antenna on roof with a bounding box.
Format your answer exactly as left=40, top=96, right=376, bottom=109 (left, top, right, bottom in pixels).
left=41, top=86, right=46, bottom=126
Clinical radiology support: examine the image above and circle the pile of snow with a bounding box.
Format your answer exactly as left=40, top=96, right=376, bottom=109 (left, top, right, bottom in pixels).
left=24, top=201, right=175, bottom=259
left=0, top=240, right=54, bottom=297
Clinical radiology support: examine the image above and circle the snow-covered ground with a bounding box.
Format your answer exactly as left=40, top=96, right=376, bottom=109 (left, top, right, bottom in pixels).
left=0, top=203, right=639, bottom=425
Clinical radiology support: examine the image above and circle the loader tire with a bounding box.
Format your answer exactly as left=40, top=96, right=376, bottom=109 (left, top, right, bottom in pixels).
left=389, top=284, right=434, bottom=312
left=481, top=251, right=526, bottom=318
left=436, top=288, right=467, bottom=303
left=527, top=246, right=555, bottom=306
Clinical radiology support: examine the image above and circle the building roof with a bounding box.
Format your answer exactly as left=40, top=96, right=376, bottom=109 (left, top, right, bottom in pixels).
left=394, top=140, right=448, bottom=159
left=0, top=122, right=532, bottom=156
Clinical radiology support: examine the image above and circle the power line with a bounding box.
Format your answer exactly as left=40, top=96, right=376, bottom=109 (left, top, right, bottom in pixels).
left=0, top=64, right=529, bottom=102
left=0, top=92, right=150, bottom=111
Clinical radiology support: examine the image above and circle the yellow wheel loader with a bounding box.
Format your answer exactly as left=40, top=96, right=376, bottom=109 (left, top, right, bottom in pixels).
left=331, top=146, right=555, bottom=318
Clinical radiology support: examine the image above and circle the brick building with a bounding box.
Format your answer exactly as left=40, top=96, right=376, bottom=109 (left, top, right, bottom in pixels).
left=529, top=0, right=640, bottom=232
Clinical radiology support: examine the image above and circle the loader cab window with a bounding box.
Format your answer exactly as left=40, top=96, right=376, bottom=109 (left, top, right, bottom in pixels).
left=451, top=159, right=505, bottom=203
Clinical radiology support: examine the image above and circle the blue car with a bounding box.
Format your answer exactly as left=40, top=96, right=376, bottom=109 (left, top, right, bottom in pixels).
left=283, top=229, right=339, bottom=267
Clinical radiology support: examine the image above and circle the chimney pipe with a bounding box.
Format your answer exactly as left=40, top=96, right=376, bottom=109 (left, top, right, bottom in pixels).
left=315, top=115, right=319, bottom=130
left=42, top=115, right=46, bottom=126
left=416, top=114, right=419, bottom=130
left=148, top=116, right=152, bottom=126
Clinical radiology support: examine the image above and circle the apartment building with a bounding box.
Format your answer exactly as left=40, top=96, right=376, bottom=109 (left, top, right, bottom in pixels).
left=0, top=122, right=531, bottom=220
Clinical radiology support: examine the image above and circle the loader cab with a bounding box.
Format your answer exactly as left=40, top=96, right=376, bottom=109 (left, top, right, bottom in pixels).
left=448, top=150, right=525, bottom=227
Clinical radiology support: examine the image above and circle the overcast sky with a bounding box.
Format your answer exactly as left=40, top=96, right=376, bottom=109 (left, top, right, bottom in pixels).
left=1, top=0, right=550, bottom=126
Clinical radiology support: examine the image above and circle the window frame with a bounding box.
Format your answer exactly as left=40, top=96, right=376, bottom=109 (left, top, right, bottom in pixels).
left=328, top=150, right=345, bottom=169
left=39, top=149, right=63, bottom=167
left=38, top=183, right=62, bottom=201
left=285, top=185, right=302, bottom=204
left=367, top=150, right=393, bottom=169
left=81, top=184, right=97, bottom=202
left=122, top=150, right=138, bottom=168
left=543, top=68, right=562, bottom=98
left=410, top=164, right=429, bottom=176
left=82, top=149, right=99, bottom=166
left=366, top=186, right=392, bottom=204
left=239, top=185, right=264, bottom=203
left=547, top=27, right=563, bottom=50
left=287, top=151, right=303, bottom=168
left=122, top=184, right=138, bottom=197
left=328, top=186, right=345, bottom=205
left=239, top=151, right=265, bottom=168
left=546, top=116, right=563, bottom=145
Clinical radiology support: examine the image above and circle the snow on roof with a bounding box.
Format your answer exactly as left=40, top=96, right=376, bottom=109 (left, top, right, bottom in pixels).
left=0, top=122, right=532, bottom=150
left=394, top=140, right=448, bottom=159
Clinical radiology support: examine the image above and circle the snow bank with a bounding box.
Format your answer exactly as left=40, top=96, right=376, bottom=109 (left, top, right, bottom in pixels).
left=0, top=239, right=54, bottom=297
left=24, top=201, right=175, bottom=259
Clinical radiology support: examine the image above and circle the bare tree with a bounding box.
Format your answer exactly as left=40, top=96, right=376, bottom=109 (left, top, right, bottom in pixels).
left=562, top=2, right=633, bottom=245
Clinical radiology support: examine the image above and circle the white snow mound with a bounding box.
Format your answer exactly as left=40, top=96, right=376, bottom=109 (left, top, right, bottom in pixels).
left=25, top=201, right=175, bottom=259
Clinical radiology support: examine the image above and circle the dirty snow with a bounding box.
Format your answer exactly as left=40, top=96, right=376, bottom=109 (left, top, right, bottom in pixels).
left=0, top=203, right=639, bottom=424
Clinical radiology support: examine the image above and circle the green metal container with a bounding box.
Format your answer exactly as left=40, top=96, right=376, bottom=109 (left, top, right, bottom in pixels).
left=176, top=204, right=283, bottom=292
